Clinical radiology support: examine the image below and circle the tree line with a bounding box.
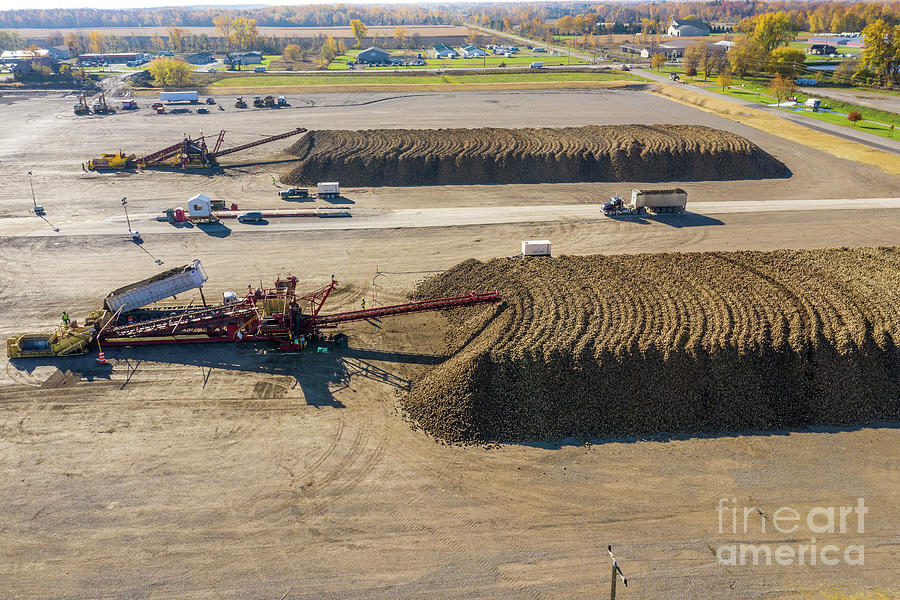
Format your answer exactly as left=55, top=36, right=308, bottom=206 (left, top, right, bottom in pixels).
left=0, top=6, right=455, bottom=29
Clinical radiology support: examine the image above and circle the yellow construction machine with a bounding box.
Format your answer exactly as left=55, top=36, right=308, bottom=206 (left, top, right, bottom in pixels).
left=7, top=323, right=95, bottom=358
left=86, top=151, right=139, bottom=171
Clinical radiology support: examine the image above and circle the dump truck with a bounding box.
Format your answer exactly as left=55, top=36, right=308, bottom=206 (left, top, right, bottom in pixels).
left=317, top=182, right=340, bottom=199
left=279, top=187, right=309, bottom=199
left=603, top=189, right=687, bottom=215
left=104, top=259, right=208, bottom=314
left=121, top=99, right=138, bottom=110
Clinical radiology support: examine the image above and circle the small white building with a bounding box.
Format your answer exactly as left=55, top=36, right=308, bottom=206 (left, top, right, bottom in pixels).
left=188, top=193, right=212, bottom=218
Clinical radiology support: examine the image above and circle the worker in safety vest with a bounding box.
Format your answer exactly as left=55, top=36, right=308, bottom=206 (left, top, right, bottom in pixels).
left=361, top=298, right=366, bottom=310
left=61, top=312, right=69, bottom=326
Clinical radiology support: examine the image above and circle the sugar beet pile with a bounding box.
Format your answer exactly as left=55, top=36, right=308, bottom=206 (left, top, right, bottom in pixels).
left=402, top=248, right=900, bottom=443
left=282, top=125, right=789, bottom=186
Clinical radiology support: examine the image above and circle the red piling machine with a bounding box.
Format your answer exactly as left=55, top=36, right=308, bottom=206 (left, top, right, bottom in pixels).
left=95, top=275, right=500, bottom=353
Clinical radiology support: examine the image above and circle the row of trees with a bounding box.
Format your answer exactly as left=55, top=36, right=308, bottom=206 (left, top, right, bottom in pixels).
left=471, top=1, right=898, bottom=38
left=0, top=6, right=455, bottom=29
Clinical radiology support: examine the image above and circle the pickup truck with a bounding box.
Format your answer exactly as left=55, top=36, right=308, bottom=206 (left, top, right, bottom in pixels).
left=279, top=188, right=309, bottom=199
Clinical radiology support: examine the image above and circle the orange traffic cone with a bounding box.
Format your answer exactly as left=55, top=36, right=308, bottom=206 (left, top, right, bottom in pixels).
left=127, top=315, right=134, bottom=325
left=97, top=351, right=106, bottom=364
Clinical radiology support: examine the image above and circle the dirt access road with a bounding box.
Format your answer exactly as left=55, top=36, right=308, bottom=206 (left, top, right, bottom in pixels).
left=1, top=88, right=898, bottom=599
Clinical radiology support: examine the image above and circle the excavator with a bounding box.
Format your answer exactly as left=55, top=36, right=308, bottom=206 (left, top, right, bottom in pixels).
left=91, top=91, right=115, bottom=115
left=73, top=94, right=90, bottom=115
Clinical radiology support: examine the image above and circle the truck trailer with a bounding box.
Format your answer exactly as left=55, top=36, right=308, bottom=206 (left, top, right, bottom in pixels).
left=159, top=91, right=199, bottom=103
left=317, top=182, right=340, bottom=199
left=603, top=189, right=687, bottom=216
left=104, top=260, right=208, bottom=314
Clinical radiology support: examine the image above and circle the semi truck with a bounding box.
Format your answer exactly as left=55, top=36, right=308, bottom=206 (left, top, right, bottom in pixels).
left=159, top=91, right=199, bottom=103
left=103, top=260, right=208, bottom=314
left=603, top=189, right=688, bottom=216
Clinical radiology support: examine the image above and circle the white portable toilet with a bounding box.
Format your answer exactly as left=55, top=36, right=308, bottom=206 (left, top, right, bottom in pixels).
left=188, top=193, right=212, bottom=218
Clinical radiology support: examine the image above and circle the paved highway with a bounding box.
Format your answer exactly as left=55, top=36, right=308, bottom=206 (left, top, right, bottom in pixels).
left=3, top=197, right=900, bottom=238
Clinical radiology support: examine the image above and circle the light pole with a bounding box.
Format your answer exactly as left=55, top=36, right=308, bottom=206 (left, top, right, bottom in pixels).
left=607, top=545, right=628, bottom=599
left=27, top=171, right=37, bottom=209
left=121, top=197, right=131, bottom=232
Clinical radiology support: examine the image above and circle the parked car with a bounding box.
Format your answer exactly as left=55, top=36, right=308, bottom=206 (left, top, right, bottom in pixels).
left=238, top=211, right=264, bottom=223
left=254, top=66, right=266, bottom=72
left=207, top=67, right=217, bottom=72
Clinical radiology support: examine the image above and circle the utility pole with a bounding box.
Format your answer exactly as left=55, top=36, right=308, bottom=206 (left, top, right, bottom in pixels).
left=372, top=265, right=383, bottom=307
left=27, top=171, right=37, bottom=209
left=608, top=545, right=628, bottom=600
left=121, top=197, right=131, bottom=232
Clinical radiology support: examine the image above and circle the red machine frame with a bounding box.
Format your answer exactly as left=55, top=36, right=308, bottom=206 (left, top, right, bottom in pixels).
left=99, top=276, right=501, bottom=352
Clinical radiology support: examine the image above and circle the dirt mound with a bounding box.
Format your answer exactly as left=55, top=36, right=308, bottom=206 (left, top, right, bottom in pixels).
left=401, top=248, right=900, bottom=443
left=282, top=125, right=789, bottom=186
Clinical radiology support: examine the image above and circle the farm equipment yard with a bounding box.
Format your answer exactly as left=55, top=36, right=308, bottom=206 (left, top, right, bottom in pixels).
left=1, top=87, right=899, bottom=599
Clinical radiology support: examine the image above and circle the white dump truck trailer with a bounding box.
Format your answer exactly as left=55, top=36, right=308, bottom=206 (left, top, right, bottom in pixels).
left=317, top=182, right=340, bottom=199
left=159, top=91, right=199, bottom=103
left=631, top=189, right=687, bottom=213
left=104, top=259, right=208, bottom=314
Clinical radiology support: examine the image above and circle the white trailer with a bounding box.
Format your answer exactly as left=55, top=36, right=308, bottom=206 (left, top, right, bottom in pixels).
left=104, top=260, right=208, bottom=314
left=317, top=182, right=340, bottom=199
left=159, top=91, right=199, bottom=103
left=522, top=240, right=552, bottom=257
left=630, top=188, right=687, bottom=214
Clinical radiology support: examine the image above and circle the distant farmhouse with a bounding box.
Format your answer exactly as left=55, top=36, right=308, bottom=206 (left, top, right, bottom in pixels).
left=667, top=18, right=711, bottom=37
left=358, top=46, right=390, bottom=64
left=225, top=51, right=263, bottom=66
left=185, top=51, right=214, bottom=65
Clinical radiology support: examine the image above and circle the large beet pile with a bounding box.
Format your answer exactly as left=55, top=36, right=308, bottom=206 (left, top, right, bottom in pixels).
left=401, top=248, right=900, bottom=442
left=281, top=125, right=789, bottom=186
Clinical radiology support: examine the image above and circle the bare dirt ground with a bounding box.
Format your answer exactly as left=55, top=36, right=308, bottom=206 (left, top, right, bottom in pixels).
left=1, top=88, right=898, bottom=599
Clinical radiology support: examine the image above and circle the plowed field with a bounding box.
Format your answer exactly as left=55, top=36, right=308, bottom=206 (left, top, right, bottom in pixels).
left=282, top=125, right=789, bottom=186
left=402, top=247, right=900, bottom=442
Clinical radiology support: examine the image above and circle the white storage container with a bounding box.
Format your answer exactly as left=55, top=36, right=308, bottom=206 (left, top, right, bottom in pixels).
left=522, top=240, right=552, bottom=257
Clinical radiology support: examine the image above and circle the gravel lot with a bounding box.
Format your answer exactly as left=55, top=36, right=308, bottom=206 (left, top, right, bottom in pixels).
left=1, top=87, right=898, bottom=599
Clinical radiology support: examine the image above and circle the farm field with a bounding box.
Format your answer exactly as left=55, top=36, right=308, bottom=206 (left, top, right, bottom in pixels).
left=1, top=86, right=899, bottom=599
left=328, top=48, right=589, bottom=70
